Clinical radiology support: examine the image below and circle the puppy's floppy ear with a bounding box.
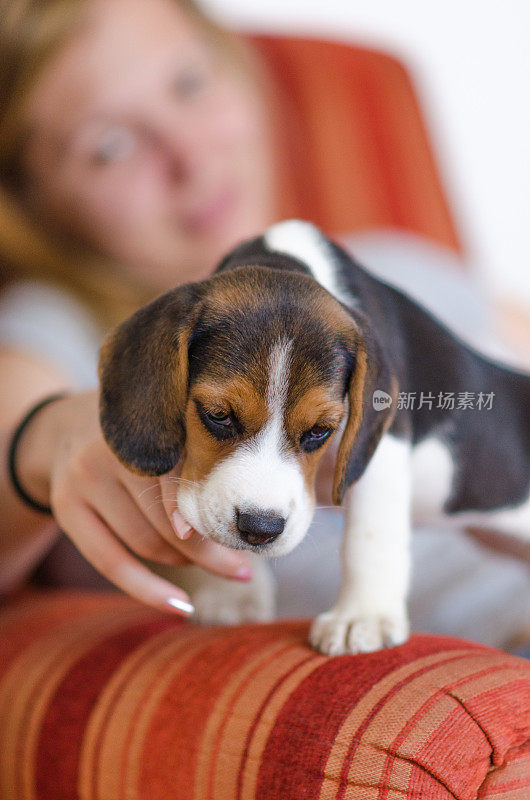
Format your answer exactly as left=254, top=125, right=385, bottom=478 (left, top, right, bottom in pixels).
left=98, top=284, right=201, bottom=476
left=333, top=324, right=398, bottom=505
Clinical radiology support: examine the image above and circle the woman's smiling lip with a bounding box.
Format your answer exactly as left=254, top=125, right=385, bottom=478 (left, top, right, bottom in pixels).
left=181, top=186, right=239, bottom=235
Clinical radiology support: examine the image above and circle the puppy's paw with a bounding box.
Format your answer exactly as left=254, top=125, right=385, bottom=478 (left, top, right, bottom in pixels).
left=175, top=559, right=276, bottom=626
left=193, top=577, right=274, bottom=625
left=309, top=610, right=409, bottom=656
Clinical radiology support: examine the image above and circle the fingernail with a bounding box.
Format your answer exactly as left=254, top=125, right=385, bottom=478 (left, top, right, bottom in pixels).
left=167, top=597, right=195, bottom=614
left=172, top=509, right=192, bottom=540
left=234, top=565, right=253, bottom=581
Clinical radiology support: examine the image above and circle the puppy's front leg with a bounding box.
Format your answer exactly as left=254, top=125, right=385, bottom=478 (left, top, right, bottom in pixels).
left=310, top=435, right=412, bottom=655
left=169, top=554, right=276, bottom=626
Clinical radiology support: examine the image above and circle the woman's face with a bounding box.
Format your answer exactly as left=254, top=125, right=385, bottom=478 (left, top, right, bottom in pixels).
left=23, top=0, right=276, bottom=290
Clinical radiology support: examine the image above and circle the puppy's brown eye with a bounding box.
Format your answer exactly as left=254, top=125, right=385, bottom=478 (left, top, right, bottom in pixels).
left=300, top=425, right=333, bottom=453
left=195, top=400, right=242, bottom=441
left=206, top=410, right=231, bottom=426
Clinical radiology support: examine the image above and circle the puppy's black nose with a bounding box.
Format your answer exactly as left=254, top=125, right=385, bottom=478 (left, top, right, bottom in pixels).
left=236, top=511, right=286, bottom=545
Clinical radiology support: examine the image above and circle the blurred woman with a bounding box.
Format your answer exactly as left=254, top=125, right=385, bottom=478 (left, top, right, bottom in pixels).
left=0, top=0, right=283, bottom=609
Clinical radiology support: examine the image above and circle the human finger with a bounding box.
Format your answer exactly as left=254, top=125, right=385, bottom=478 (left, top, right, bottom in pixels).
left=159, top=472, right=253, bottom=580
left=58, top=501, right=195, bottom=615
left=88, top=476, right=189, bottom=565
left=120, top=470, right=253, bottom=580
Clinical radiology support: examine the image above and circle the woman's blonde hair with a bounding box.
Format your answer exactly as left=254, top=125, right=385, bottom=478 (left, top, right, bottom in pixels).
left=0, top=0, right=252, bottom=329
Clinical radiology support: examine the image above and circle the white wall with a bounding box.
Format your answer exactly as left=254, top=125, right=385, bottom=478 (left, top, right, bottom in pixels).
left=203, top=0, right=530, bottom=308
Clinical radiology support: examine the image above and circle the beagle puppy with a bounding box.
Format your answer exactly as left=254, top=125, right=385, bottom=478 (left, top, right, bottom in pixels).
left=99, top=220, right=530, bottom=655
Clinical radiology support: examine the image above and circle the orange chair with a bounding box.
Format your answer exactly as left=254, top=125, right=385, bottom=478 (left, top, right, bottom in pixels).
left=251, top=34, right=462, bottom=253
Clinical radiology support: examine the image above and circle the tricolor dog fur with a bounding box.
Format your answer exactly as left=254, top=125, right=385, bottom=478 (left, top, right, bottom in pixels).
left=99, top=220, right=530, bottom=655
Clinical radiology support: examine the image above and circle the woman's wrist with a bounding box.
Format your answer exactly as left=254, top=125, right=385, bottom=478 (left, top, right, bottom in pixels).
left=8, top=393, right=69, bottom=513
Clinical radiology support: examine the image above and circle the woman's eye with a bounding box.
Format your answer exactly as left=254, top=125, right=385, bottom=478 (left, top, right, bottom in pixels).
left=300, top=425, right=333, bottom=452
left=91, top=127, right=137, bottom=165
left=172, top=65, right=209, bottom=99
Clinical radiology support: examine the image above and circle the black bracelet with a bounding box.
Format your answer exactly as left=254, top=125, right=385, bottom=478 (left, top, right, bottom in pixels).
left=7, top=393, right=67, bottom=514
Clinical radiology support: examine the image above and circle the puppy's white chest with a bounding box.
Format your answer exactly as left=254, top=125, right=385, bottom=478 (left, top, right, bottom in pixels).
left=410, top=437, right=455, bottom=524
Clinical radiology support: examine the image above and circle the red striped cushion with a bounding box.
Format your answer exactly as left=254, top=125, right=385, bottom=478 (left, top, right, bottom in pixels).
left=1, top=590, right=530, bottom=799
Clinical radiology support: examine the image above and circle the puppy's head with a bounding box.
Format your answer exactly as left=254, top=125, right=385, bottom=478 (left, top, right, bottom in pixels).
left=99, top=238, right=396, bottom=556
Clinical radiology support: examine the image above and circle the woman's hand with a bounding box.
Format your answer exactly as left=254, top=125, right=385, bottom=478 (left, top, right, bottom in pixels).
left=16, top=390, right=252, bottom=614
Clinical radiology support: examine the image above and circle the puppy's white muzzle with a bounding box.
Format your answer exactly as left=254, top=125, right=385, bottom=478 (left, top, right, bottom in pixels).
left=177, top=440, right=314, bottom=556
